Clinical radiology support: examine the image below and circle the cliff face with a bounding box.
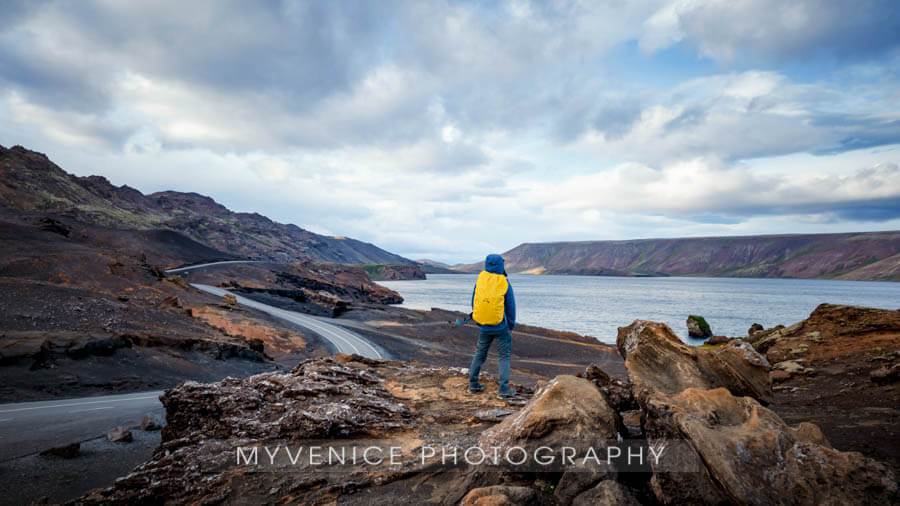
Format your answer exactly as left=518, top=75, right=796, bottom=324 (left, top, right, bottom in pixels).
left=361, top=263, right=427, bottom=281
left=457, top=232, right=900, bottom=281
left=0, top=145, right=413, bottom=266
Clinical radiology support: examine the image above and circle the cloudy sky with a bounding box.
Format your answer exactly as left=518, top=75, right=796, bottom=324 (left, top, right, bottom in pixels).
left=2, top=0, right=899, bottom=263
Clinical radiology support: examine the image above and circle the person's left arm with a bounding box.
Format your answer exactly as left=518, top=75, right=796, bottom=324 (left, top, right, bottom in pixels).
left=505, top=282, right=516, bottom=331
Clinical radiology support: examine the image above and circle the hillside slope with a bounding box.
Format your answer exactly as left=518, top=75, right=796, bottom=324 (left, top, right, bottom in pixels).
left=456, top=232, right=900, bottom=281
left=0, top=145, right=413, bottom=266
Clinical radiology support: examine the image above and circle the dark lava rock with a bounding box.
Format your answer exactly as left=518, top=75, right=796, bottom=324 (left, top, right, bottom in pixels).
left=37, top=217, right=70, bottom=237
left=161, top=356, right=413, bottom=443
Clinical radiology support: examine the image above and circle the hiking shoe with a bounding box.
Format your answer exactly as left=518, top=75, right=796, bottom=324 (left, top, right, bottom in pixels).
left=467, top=383, right=486, bottom=393
left=497, top=388, right=517, bottom=399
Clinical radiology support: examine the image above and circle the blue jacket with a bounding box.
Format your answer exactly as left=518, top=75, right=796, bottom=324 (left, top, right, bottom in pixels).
left=471, top=254, right=516, bottom=331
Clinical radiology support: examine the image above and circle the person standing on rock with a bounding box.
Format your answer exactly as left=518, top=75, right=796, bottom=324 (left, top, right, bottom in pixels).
left=467, top=254, right=517, bottom=399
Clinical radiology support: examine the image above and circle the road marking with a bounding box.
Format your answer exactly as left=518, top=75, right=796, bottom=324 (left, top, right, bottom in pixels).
left=0, top=394, right=160, bottom=414
left=69, top=406, right=114, bottom=413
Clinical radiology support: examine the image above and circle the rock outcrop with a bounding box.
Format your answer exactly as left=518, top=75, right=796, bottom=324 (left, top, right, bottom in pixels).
left=161, top=357, right=413, bottom=442
left=642, top=386, right=896, bottom=505
left=617, top=320, right=772, bottom=404
left=686, top=315, right=712, bottom=338
left=480, top=374, right=617, bottom=450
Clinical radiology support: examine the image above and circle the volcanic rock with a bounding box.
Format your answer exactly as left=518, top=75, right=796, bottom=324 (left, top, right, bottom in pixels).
left=140, top=413, right=164, bottom=431
left=870, top=363, right=900, bottom=384
left=107, top=427, right=132, bottom=443
left=37, top=217, right=70, bottom=237
left=686, top=315, right=712, bottom=338
left=572, top=480, right=639, bottom=506
left=473, top=408, right=517, bottom=423
left=706, top=335, right=729, bottom=345
left=617, top=320, right=772, bottom=404
left=774, top=359, right=815, bottom=376
left=583, top=363, right=635, bottom=412
left=161, top=356, right=413, bottom=442
left=479, top=375, right=617, bottom=450
left=642, top=387, right=896, bottom=505
left=460, top=485, right=540, bottom=505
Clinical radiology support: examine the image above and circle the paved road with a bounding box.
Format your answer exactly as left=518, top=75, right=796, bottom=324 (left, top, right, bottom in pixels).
left=164, top=259, right=263, bottom=275
left=0, top=391, right=164, bottom=461
left=191, top=283, right=382, bottom=358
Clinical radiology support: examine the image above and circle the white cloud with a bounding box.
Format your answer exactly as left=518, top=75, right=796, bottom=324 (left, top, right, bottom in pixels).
left=1, top=0, right=899, bottom=263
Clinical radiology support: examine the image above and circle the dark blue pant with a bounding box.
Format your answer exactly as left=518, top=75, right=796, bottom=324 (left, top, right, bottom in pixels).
left=468, top=328, right=512, bottom=394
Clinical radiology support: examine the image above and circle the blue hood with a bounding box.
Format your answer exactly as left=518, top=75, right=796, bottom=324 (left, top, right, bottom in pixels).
left=484, top=254, right=506, bottom=275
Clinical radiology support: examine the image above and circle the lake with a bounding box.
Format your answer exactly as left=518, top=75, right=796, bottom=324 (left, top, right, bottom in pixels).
left=380, top=274, right=900, bottom=345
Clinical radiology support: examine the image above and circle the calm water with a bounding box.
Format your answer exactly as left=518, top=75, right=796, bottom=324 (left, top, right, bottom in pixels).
left=380, top=274, right=900, bottom=345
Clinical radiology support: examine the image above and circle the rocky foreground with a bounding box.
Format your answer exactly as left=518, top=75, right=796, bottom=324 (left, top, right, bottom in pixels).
left=73, top=313, right=898, bottom=505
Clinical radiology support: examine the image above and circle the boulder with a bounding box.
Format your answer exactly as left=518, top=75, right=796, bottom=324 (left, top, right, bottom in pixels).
left=140, top=413, right=164, bottom=431
left=773, top=359, right=815, bottom=376
left=107, top=427, right=133, bottom=443
left=641, top=387, right=897, bottom=505
left=705, top=335, right=729, bottom=345
left=770, top=370, right=792, bottom=383
left=686, top=315, right=712, bottom=338
left=554, top=466, right=615, bottom=506
left=870, top=363, right=900, bottom=384
left=617, top=320, right=772, bottom=404
left=479, top=375, right=617, bottom=451
left=460, top=485, right=539, bottom=505
left=39, top=442, right=80, bottom=459
left=572, top=480, right=640, bottom=506
left=748, top=323, right=764, bottom=336
left=473, top=408, right=517, bottom=423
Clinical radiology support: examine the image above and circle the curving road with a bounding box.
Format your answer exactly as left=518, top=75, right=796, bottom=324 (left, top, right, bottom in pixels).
left=164, top=260, right=382, bottom=359
left=164, top=259, right=264, bottom=275
left=190, top=283, right=382, bottom=358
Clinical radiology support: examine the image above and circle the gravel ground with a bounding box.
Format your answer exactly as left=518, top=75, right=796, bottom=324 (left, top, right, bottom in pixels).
left=0, top=428, right=161, bottom=505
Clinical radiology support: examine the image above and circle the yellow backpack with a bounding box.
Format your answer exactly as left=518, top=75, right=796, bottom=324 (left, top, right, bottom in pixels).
left=472, top=271, right=508, bottom=326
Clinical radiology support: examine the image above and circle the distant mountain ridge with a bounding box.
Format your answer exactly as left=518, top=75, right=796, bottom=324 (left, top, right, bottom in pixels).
left=0, top=145, right=414, bottom=265
left=455, top=232, right=900, bottom=281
